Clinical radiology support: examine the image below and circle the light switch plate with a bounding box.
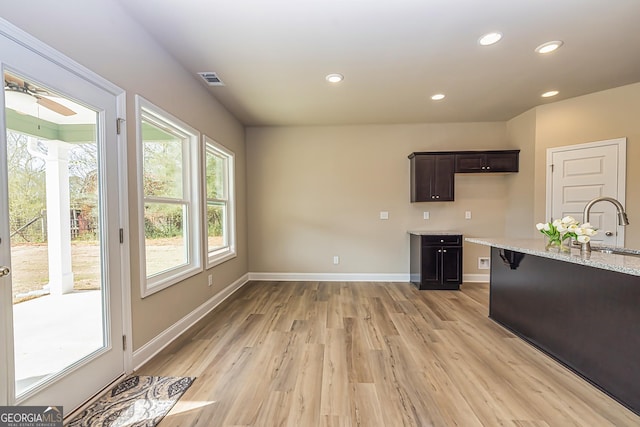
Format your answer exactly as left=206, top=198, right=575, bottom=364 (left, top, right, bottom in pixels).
left=423, top=211, right=430, bottom=220
left=465, top=211, right=472, bottom=220
left=380, top=211, right=389, bottom=220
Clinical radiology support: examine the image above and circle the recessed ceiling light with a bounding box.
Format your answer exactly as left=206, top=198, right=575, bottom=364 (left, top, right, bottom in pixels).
left=478, top=32, right=503, bottom=46
left=325, top=73, right=344, bottom=83
left=535, top=40, right=564, bottom=54
left=541, top=90, right=559, bottom=98
left=431, top=93, right=446, bottom=101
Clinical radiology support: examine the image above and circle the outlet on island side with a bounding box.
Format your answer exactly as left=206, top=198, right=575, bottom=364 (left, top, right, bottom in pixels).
left=478, top=257, right=490, bottom=270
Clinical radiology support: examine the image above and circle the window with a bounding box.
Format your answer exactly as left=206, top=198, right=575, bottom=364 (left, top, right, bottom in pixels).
left=136, top=96, right=201, bottom=296
left=204, top=136, right=236, bottom=267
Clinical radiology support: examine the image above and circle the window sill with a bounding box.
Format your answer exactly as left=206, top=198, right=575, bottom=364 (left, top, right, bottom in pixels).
left=207, top=248, right=237, bottom=269
left=141, top=264, right=203, bottom=298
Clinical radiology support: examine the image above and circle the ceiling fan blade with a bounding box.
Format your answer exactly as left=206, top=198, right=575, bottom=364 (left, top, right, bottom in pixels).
left=4, top=74, right=24, bottom=87
left=36, top=96, right=76, bottom=116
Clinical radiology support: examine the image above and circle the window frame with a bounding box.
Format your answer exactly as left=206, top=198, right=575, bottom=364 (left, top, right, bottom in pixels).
left=203, top=135, right=236, bottom=268
left=135, top=95, right=202, bottom=297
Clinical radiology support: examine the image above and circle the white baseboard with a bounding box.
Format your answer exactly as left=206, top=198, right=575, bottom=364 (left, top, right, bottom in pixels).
left=248, top=272, right=410, bottom=282
left=248, top=272, right=490, bottom=283
left=132, top=273, right=249, bottom=370
left=463, top=273, right=490, bottom=283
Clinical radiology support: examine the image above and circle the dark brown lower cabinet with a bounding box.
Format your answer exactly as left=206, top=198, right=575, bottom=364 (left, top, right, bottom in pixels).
left=410, top=234, right=462, bottom=290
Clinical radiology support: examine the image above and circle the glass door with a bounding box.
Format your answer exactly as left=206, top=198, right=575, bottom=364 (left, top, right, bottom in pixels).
left=1, top=29, right=124, bottom=414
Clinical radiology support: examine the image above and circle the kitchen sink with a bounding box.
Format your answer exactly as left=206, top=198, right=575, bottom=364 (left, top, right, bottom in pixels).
left=592, top=247, right=640, bottom=257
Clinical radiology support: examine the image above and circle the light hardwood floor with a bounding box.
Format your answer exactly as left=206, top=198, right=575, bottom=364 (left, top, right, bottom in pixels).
left=138, top=281, right=640, bottom=426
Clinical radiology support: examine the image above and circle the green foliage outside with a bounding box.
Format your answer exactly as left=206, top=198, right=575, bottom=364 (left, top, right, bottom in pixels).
left=8, top=128, right=227, bottom=243
left=7, top=130, right=98, bottom=242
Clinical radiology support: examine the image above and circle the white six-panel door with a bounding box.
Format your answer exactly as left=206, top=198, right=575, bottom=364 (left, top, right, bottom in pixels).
left=547, top=138, right=627, bottom=247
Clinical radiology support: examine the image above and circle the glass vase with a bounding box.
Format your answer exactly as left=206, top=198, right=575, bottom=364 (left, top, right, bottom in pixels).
left=545, top=237, right=570, bottom=253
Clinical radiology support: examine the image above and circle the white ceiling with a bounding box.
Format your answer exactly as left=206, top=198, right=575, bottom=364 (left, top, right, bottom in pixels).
left=116, top=0, right=640, bottom=126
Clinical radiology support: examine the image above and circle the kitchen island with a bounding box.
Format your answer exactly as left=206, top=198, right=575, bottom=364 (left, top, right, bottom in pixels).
left=467, top=237, right=640, bottom=415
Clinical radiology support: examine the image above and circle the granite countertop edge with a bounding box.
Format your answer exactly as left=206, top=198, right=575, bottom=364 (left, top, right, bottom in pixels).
left=465, top=237, right=640, bottom=277
left=407, top=230, right=463, bottom=236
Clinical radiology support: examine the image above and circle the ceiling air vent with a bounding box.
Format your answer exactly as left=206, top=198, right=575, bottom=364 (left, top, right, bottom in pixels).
left=197, top=72, right=224, bottom=86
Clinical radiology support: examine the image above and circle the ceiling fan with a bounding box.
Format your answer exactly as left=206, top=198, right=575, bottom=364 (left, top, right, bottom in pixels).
left=4, top=74, right=76, bottom=116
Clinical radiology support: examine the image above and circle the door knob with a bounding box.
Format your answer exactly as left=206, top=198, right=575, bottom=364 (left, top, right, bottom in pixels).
left=605, top=231, right=614, bottom=236
left=0, top=266, right=9, bottom=277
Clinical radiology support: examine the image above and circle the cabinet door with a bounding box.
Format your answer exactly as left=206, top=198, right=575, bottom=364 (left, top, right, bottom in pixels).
left=433, top=155, right=455, bottom=201
left=455, top=153, right=486, bottom=172
left=420, top=246, right=441, bottom=285
left=456, top=151, right=520, bottom=173
left=485, top=152, right=519, bottom=172
left=441, top=246, right=462, bottom=285
left=411, top=155, right=455, bottom=202
left=412, top=155, right=436, bottom=202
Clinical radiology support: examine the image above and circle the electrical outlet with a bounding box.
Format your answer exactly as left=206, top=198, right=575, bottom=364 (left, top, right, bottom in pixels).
left=423, top=211, right=430, bottom=220
left=478, top=257, right=490, bottom=270
left=465, top=211, right=472, bottom=220
left=380, top=211, right=389, bottom=220
left=208, top=274, right=213, bottom=286
left=333, top=256, right=340, bottom=265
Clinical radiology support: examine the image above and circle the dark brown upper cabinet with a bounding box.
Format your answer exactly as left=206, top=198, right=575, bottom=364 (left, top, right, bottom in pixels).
left=455, top=150, right=519, bottom=173
left=409, top=154, right=455, bottom=202
left=409, top=150, right=519, bottom=202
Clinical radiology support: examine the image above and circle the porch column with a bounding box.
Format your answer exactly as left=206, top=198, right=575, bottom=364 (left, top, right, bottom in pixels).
left=45, top=140, right=74, bottom=295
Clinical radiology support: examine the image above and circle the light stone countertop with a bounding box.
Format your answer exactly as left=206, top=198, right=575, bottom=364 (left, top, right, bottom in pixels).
left=466, top=237, right=640, bottom=277
left=408, top=231, right=463, bottom=236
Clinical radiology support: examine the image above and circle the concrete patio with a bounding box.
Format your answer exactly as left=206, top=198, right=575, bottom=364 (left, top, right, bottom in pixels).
left=12, top=290, right=103, bottom=394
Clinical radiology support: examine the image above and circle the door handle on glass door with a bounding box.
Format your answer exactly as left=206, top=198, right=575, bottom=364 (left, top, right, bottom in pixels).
left=0, top=266, right=9, bottom=277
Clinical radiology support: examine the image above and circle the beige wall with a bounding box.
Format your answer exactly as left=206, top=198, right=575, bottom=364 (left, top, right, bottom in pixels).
left=1, top=1, right=247, bottom=350
left=508, top=82, right=640, bottom=249
left=247, top=123, right=517, bottom=276
left=248, top=81, right=640, bottom=279
left=505, top=109, right=537, bottom=238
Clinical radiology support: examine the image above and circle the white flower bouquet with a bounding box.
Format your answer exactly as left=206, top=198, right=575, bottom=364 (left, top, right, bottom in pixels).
left=536, top=216, right=597, bottom=251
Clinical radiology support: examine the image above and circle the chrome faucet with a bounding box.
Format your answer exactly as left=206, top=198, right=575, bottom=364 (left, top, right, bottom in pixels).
left=581, top=196, right=629, bottom=254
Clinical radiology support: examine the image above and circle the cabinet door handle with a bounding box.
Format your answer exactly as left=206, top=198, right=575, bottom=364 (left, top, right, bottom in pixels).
left=437, top=249, right=442, bottom=253
left=435, top=195, right=440, bottom=199
left=440, top=239, right=444, bottom=243
left=486, top=166, right=491, bottom=170
left=443, top=249, right=447, bottom=253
